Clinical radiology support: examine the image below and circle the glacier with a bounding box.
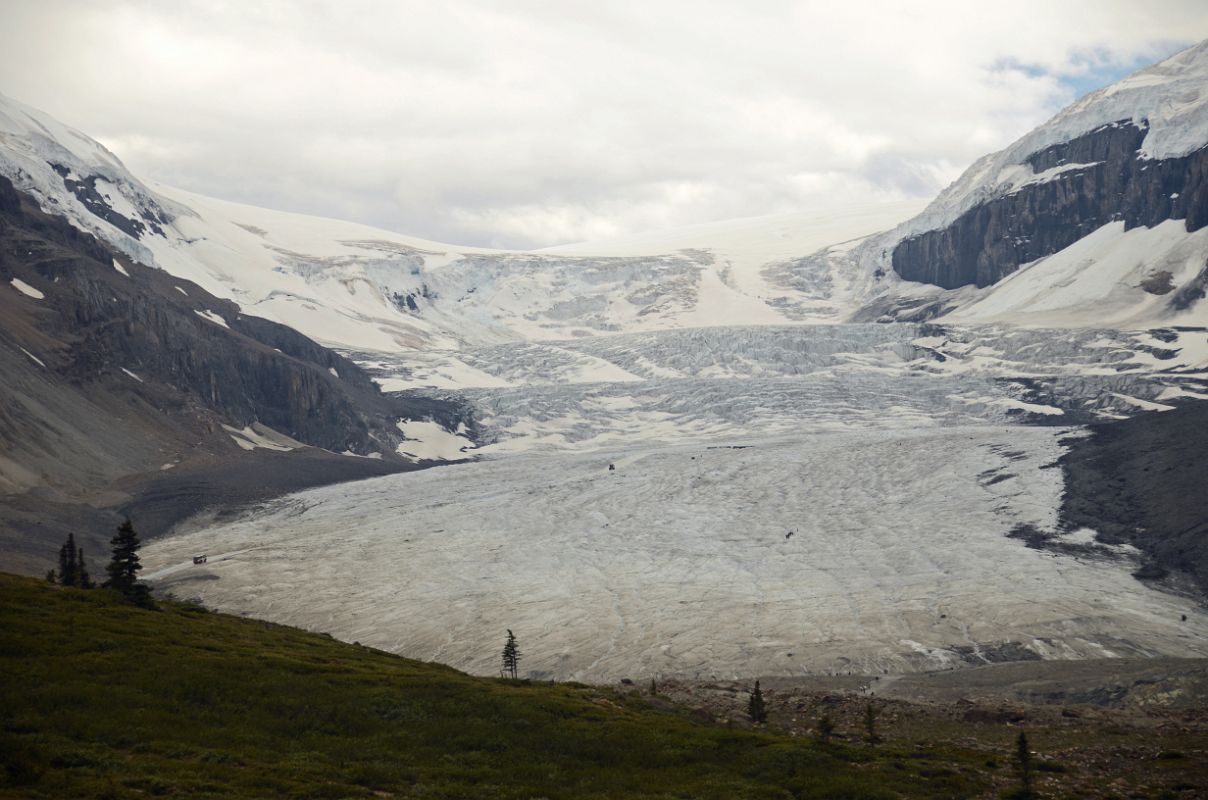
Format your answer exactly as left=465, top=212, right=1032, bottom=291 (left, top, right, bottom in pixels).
left=142, top=320, right=1208, bottom=680
left=143, top=423, right=1208, bottom=682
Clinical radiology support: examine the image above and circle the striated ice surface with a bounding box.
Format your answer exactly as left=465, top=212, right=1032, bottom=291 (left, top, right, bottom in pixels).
left=143, top=321, right=1208, bottom=681
left=143, top=426, right=1208, bottom=682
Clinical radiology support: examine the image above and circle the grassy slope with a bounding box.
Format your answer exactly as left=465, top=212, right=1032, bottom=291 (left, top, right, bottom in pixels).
left=0, top=574, right=989, bottom=799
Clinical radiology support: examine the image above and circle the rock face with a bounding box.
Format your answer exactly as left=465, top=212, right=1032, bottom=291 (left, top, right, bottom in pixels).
left=1059, top=400, right=1208, bottom=596
left=891, top=122, right=1208, bottom=289
left=0, top=175, right=471, bottom=572
left=0, top=174, right=443, bottom=457
left=49, top=163, right=167, bottom=240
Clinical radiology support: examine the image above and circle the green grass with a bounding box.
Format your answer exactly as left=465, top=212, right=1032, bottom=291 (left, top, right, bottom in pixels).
left=0, top=574, right=987, bottom=798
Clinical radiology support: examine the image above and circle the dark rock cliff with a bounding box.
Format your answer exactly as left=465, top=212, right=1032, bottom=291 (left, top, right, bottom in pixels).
left=0, top=173, right=446, bottom=457
left=1059, top=399, right=1208, bottom=596
left=892, top=121, right=1208, bottom=289
left=48, top=163, right=168, bottom=240
left=0, top=174, right=473, bottom=572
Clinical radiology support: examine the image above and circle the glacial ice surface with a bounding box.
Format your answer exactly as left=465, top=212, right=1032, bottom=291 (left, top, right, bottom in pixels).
left=144, top=424, right=1208, bottom=682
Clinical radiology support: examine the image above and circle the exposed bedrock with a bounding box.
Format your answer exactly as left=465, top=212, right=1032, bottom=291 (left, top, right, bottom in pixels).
left=892, top=121, right=1208, bottom=289
left=0, top=173, right=414, bottom=457
left=48, top=162, right=168, bottom=240
left=1059, top=400, right=1208, bottom=595
left=0, top=174, right=473, bottom=571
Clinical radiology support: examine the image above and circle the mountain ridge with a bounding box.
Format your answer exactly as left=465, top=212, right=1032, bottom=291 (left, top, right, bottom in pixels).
left=4, top=44, right=1205, bottom=362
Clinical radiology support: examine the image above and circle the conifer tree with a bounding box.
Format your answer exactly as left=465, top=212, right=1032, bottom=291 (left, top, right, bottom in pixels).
left=105, top=518, right=153, bottom=607
left=58, top=533, right=78, bottom=587
left=45, top=569, right=56, bottom=583
left=77, top=547, right=92, bottom=589
left=863, top=700, right=882, bottom=745
left=501, top=629, right=520, bottom=679
left=747, top=680, right=768, bottom=723
left=817, top=714, right=835, bottom=744
left=1015, top=730, right=1034, bottom=798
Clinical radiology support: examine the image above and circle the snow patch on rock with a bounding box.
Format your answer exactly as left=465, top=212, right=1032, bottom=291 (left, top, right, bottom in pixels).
left=395, top=419, right=474, bottom=461
left=222, top=424, right=295, bottom=452
left=10, top=277, right=43, bottom=299
left=19, top=346, right=45, bottom=367
left=194, top=309, right=229, bottom=329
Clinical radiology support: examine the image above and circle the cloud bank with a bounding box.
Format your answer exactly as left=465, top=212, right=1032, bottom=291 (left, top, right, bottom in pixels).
left=3, top=0, right=1206, bottom=248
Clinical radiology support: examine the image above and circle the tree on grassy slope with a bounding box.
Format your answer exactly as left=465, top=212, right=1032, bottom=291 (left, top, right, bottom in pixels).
left=104, top=518, right=154, bottom=608
left=501, top=629, right=520, bottom=679
left=864, top=700, right=882, bottom=745
left=57, top=533, right=78, bottom=587
left=76, top=546, right=92, bottom=589
left=748, top=680, right=768, bottom=724
left=53, top=533, right=93, bottom=588
left=1014, top=730, right=1034, bottom=798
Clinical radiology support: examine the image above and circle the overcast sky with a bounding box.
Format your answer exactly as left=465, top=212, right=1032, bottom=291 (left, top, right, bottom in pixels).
left=3, top=1, right=1208, bottom=249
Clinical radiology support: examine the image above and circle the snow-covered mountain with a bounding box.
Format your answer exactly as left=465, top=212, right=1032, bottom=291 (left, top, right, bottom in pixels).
left=0, top=92, right=923, bottom=353
left=846, top=40, right=1208, bottom=328
left=5, top=56, right=1208, bottom=377
left=4, top=42, right=1207, bottom=354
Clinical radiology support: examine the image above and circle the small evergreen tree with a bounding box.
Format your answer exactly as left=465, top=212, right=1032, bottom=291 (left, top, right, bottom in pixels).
left=104, top=518, right=153, bottom=607
left=1015, top=730, right=1034, bottom=798
left=650, top=678, right=657, bottom=696
left=501, top=629, right=520, bottom=679
left=747, top=680, right=767, bottom=723
left=863, top=700, right=882, bottom=745
left=817, top=714, right=835, bottom=744
left=77, top=547, right=92, bottom=589
left=45, top=569, right=56, bottom=583
left=58, top=533, right=78, bottom=587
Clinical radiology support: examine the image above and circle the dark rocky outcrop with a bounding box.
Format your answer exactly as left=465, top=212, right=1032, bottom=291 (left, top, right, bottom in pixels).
left=1058, top=399, right=1208, bottom=596
left=892, top=122, right=1208, bottom=289
left=0, top=173, right=19, bottom=213
left=0, top=174, right=441, bottom=457
left=49, top=162, right=167, bottom=240
left=0, top=174, right=472, bottom=573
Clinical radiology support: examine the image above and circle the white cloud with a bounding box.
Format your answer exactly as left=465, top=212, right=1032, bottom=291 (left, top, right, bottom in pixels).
left=3, top=0, right=1206, bottom=248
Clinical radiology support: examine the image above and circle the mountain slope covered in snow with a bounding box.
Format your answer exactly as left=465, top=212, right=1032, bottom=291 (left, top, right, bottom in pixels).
left=0, top=91, right=925, bottom=353
left=835, top=40, right=1208, bottom=328
left=0, top=164, right=465, bottom=573
left=6, top=39, right=1208, bottom=356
